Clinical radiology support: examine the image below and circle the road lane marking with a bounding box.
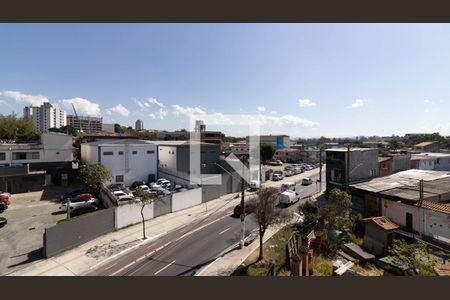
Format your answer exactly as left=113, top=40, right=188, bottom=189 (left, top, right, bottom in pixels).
left=154, top=260, right=176, bottom=275
left=219, top=227, right=231, bottom=235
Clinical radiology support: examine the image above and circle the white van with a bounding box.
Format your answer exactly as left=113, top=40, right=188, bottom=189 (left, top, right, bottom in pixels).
left=279, top=190, right=300, bottom=206
left=281, top=182, right=296, bottom=192
left=249, top=180, right=260, bottom=191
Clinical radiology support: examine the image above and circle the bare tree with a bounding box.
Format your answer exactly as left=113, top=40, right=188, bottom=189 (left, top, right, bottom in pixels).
left=254, top=187, right=287, bottom=261
left=133, top=187, right=159, bottom=240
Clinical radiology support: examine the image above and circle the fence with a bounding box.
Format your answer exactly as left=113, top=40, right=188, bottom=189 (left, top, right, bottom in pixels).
left=43, top=207, right=115, bottom=258
left=115, top=201, right=154, bottom=229
left=153, top=195, right=172, bottom=217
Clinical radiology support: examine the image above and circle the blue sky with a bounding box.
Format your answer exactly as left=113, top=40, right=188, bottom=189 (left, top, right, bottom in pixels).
left=1, top=24, right=450, bottom=138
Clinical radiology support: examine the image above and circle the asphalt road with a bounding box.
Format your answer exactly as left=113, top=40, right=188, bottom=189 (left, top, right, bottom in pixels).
left=88, top=168, right=325, bottom=276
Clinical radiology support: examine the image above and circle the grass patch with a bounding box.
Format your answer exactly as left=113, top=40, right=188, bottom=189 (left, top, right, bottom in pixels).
left=57, top=210, right=100, bottom=224
left=232, top=224, right=295, bottom=276
left=313, top=255, right=333, bottom=276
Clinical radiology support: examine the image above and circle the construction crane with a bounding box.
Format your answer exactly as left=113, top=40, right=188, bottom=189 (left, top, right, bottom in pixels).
left=71, top=103, right=83, bottom=133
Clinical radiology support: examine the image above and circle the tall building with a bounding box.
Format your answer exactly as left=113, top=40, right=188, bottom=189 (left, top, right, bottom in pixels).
left=23, top=102, right=67, bottom=133
left=67, top=115, right=103, bottom=133
left=246, top=134, right=290, bottom=150
left=135, top=119, right=144, bottom=131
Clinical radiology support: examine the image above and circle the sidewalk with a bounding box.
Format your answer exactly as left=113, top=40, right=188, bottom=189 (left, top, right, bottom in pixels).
left=196, top=192, right=323, bottom=276
left=9, top=167, right=322, bottom=276
left=8, top=192, right=243, bottom=276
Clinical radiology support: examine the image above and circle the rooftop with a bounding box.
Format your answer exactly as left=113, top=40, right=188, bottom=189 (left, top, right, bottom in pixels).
left=84, top=139, right=155, bottom=146
left=350, top=169, right=450, bottom=202
left=378, top=157, right=392, bottom=163
left=362, top=216, right=399, bottom=231
left=325, top=147, right=378, bottom=152
left=411, top=152, right=450, bottom=159
left=152, top=140, right=218, bottom=147
left=414, top=141, right=438, bottom=147
left=421, top=201, right=450, bottom=215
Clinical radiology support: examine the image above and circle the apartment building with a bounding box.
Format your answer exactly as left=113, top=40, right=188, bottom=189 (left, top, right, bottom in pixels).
left=66, top=115, right=103, bottom=133
left=81, top=139, right=158, bottom=186
left=23, top=102, right=67, bottom=133
left=135, top=119, right=144, bottom=131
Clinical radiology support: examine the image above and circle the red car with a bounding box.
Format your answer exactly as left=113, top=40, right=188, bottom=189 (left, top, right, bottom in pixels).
left=76, top=193, right=94, bottom=199
left=0, top=195, right=10, bottom=206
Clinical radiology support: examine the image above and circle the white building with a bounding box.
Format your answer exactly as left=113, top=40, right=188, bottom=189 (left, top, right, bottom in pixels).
left=24, top=102, right=67, bottom=133
left=246, top=134, right=290, bottom=150
left=81, top=139, right=158, bottom=186
left=411, top=153, right=450, bottom=171
left=135, top=119, right=144, bottom=131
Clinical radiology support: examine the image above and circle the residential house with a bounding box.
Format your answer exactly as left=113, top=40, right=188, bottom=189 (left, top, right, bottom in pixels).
left=414, top=141, right=440, bottom=153
left=325, top=147, right=379, bottom=193
left=378, top=152, right=411, bottom=176
left=80, top=139, right=158, bottom=186
left=411, top=153, right=450, bottom=171
left=362, top=216, right=399, bottom=256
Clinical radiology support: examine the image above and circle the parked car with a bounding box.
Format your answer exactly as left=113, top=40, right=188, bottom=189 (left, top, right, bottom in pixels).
left=279, top=190, right=300, bottom=206
left=156, top=178, right=170, bottom=185
left=272, top=173, right=283, bottom=181
left=275, top=160, right=283, bottom=166
left=150, top=183, right=162, bottom=190
left=0, top=191, right=11, bottom=198
left=113, top=190, right=136, bottom=201
left=108, top=183, right=125, bottom=191
left=0, top=202, right=7, bottom=213
left=60, top=188, right=90, bottom=202
left=0, top=217, right=7, bottom=228
left=131, top=181, right=147, bottom=189
left=137, top=185, right=151, bottom=192
left=293, top=167, right=302, bottom=175
left=172, top=185, right=184, bottom=192
left=281, top=182, right=296, bottom=192
left=155, top=187, right=171, bottom=196
left=233, top=202, right=256, bottom=217
left=60, top=197, right=100, bottom=212
left=284, top=165, right=293, bottom=171
left=0, top=194, right=11, bottom=206
left=284, top=170, right=294, bottom=177
left=75, top=193, right=94, bottom=199
left=302, top=178, right=313, bottom=185
left=70, top=203, right=99, bottom=217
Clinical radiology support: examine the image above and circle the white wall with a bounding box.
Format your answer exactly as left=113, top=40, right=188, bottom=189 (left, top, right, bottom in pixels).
left=420, top=209, right=450, bottom=243
left=381, top=198, right=420, bottom=232
left=172, top=188, right=202, bottom=212
left=158, top=146, right=177, bottom=169
left=115, top=201, right=154, bottom=229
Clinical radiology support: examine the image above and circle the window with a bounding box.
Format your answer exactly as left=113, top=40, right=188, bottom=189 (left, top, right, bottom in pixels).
left=12, top=152, right=40, bottom=160
left=103, top=151, right=114, bottom=156
left=132, top=151, right=137, bottom=155
left=0, top=152, right=5, bottom=160
left=437, top=159, right=440, bottom=164
left=115, top=175, right=124, bottom=182
left=147, top=150, right=155, bottom=154
left=118, top=151, right=124, bottom=155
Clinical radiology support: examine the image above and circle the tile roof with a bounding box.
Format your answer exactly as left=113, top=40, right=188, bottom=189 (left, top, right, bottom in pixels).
left=378, top=157, right=391, bottom=163
left=434, top=262, right=450, bottom=276
left=362, top=216, right=399, bottom=231
left=421, top=201, right=450, bottom=215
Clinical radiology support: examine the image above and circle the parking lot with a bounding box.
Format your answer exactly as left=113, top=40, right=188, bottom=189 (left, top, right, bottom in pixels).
left=0, top=186, right=73, bottom=275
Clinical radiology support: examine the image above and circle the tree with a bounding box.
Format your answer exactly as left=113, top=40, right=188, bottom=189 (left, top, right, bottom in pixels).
left=78, top=163, right=112, bottom=192
left=319, top=188, right=352, bottom=253
left=133, top=187, right=160, bottom=240
left=388, top=239, right=438, bottom=276
left=298, top=200, right=319, bottom=231
left=0, top=114, right=40, bottom=143
left=389, top=139, right=400, bottom=151
left=260, top=144, right=276, bottom=162
left=114, top=123, right=124, bottom=134
left=254, top=187, right=287, bottom=260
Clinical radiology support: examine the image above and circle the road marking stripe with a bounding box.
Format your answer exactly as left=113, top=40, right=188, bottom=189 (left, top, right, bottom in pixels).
left=154, top=260, right=176, bottom=275
left=219, top=227, right=231, bottom=235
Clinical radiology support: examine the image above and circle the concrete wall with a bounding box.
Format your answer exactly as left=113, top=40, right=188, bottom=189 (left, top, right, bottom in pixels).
left=420, top=208, right=450, bottom=243
left=172, top=188, right=202, bottom=212
left=381, top=198, right=420, bottom=233
left=153, top=195, right=172, bottom=217
left=44, top=208, right=115, bottom=258
left=115, top=201, right=154, bottom=229
left=434, top=156, right=450, bottom=171
left=391, top=154, right=411, bottom=173
left=158, top=145, right=177, bottom=169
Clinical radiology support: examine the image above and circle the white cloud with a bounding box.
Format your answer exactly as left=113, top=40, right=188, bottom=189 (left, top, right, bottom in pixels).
left=171, top=104, right=206, bottom=117
left=351, top=98, right=365, bottom=108
left=149, top=108, right=168, bottom=120
left=257, top=106, right=266, bottom=112
left=269, top=111, right=277, bottom=115
left=60, top=97, right=101, bottom=117
left=105, top=104, right=130, bottom=117
left=298, top=98, right=317, bottom=108
left=134, top=97, right=165, bottom=112
left=0, top=90, right=49, bottom=106
left=424, top=99, right=432, bottom=104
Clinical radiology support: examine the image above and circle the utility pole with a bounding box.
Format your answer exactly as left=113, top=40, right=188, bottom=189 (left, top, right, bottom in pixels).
left=418, top=179, right=424, bottom=207
left=319, top=147, right=323, bottom=192
left=346, top=144, right=350, bottom=194
left=239, top=156, right=247, bottom=249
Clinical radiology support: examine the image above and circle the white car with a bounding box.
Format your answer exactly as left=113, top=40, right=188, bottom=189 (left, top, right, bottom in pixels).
left=278, top=190, right=300, bottom=206
left=137, top=185, right=151, bottom=192
left=302, top=178, right=313, bottom=185
left=113, top=190, right=135, bottom=201
left=248, top=180, right=260, bottom=191
left=284, top=170, right=294, bottom=177
left=60, top=197, right=100, bottom=212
